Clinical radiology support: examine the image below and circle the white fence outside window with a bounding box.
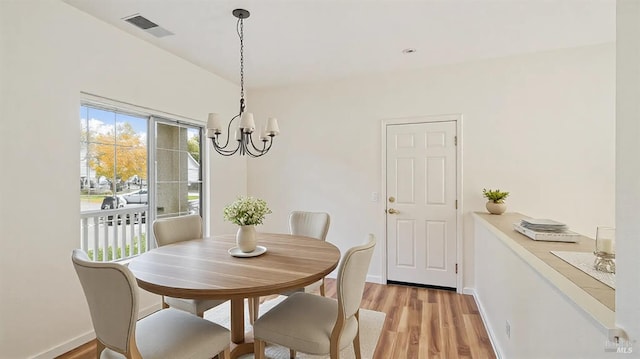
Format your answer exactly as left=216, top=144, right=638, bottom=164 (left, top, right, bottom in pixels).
left=80, top=205, right=150, bottom=261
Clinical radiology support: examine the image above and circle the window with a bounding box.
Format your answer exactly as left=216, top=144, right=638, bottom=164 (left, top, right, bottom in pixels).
left=80, top=100, right=205, bottom=261
left=80, top=105, right=148, bottom=208
left=155, top=121, right=203, bottom=218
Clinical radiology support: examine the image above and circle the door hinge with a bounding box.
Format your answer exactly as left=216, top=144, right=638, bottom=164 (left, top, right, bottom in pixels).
left=455, top=200, right=458, bottom=209
left=454, top=136, right=457, bottom=146
left=456, top=263, right=458, bottom=274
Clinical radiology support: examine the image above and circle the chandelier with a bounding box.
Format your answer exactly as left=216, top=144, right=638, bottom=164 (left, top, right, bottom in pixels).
left=207, top=9, right=279, bottom=157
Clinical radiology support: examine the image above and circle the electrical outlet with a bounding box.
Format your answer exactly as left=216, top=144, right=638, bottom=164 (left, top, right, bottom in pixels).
left=505, top=321, right=511, bottom=339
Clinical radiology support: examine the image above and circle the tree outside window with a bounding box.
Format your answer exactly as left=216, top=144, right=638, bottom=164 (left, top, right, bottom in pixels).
left=80, top=105, right=147, bottom=212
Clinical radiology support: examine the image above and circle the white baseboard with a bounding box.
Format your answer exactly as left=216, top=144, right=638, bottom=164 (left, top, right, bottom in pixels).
left=30, top=303, right=161, bottom=359
left=467, top=288, right=503, bottom=359
left=138, top=302, right=163, bottom=317
left=30, top=331, right=96, bottom=359
left=462, top=286, right=475, bottom=295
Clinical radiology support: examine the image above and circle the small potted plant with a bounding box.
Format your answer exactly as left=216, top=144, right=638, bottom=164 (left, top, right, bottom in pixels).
left=482, top=188, right=510, bottom=215
left=224, top=196, right=272, bottom=252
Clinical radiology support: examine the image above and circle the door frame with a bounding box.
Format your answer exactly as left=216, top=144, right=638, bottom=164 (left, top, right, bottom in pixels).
left=380, top=113, right=464, bottom=292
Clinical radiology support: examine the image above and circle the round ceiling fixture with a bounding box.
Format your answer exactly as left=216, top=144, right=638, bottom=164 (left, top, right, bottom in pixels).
left=232, top=9, right=250, bottom=19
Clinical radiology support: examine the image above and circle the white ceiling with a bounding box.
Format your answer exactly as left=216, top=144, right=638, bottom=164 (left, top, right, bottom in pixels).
left=63, top=0, right=615, bottom=89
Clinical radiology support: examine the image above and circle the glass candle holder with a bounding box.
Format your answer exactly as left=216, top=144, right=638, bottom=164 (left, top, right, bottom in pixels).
left=594, top=226, right=615, bottom=273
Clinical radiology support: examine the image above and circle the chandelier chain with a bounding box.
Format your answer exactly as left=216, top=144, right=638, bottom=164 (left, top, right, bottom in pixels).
left=238, top=18, right=245, bottom=107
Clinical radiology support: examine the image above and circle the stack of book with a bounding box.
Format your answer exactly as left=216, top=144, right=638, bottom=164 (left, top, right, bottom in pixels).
left=513, top=218, right=580, bottom=243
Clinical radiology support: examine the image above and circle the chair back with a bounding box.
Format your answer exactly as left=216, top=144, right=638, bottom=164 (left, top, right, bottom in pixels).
left=153, top=214, right=203, bottom=247
left=289, top=211, right=330, bottom=241
left=71, top=249, right=139, bottom=357
left=336, top=234, right=376, bottom=320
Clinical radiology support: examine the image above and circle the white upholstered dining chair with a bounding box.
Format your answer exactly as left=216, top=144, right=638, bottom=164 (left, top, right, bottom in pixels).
left=72, top=249, right=231, bottom=359
left=249, top=211, right=331, bottom=324
left=253, top=234, right=376, bottom=359
left=152, top=213, right=204, bottom=247
left=152, top=214, right=226, bottom=317
left=287, top=211, right=331, bottom=295
left=289, top=211, right=331, bottom=242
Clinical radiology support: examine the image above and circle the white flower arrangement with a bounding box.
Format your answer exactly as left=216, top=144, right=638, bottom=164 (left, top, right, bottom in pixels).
left=223, top=196, right=272, bottom=226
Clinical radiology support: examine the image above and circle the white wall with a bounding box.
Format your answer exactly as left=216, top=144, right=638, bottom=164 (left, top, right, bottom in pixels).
left=0, top=1, right=245, bottom=358
left=615, top=0, right=640, bottom=351
left=248, top=43, right=616, bottom=287
left=474, top=222, right=617, bottom=359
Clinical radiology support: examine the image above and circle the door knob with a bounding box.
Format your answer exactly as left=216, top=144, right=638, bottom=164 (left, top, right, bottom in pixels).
left=387, top=208, right=399, bottom=214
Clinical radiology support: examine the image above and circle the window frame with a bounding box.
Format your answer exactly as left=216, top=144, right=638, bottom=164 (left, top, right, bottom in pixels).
left=80, top=93, right=208, bottom=256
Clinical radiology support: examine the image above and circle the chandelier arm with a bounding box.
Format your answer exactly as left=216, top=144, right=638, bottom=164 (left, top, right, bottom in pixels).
left=211, top=137, right=240, bottom=156
left=209, top=112, right=242, bottom=156
left=263, top=137, right=274, bottom=153
left=245, top=139, right=264, bottom=158
left=247, top=141, right=272, bottom=158
left=214, top=146, right=240, bottom=156
left=245, top=136, right=273, bottom=158
left=212, top=139, right=239, bottom=153
left=245, top=150, right=261, bottom=158
left=214, top=113, right=241, bottom=150
left=244, top=143, right=264, bottom=158
left=212, top=144, right=240, bottom=156
left=247, top=133, right=269, bottom=153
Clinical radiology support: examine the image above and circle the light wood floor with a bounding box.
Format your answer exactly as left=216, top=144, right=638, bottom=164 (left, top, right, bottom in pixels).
left=58, top=279, right=495, bottom=359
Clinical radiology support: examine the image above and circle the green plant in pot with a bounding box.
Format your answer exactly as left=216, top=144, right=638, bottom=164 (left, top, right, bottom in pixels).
left=482, top=188, right=509, bottom=215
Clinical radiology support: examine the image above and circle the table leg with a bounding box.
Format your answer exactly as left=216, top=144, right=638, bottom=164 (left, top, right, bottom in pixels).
left=230, top=298, right=245, bottom=343
left=229, top=298, right=255, bottom=358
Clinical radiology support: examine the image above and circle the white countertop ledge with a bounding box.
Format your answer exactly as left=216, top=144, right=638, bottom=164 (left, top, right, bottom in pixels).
left=473, top=212, right=615, bottom=329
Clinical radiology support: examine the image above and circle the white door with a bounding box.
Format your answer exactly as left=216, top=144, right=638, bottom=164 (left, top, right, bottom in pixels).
left=386, top=121, right=457, bottom=288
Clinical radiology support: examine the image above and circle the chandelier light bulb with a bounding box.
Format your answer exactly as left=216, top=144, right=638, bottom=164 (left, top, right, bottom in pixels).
left=240, top=112, right=256, bottom=133
left=266, top=117, right=280, bottom=136
left=207, top=113, right=223, bottom=134
left=260, top=125, right=269, bottom=141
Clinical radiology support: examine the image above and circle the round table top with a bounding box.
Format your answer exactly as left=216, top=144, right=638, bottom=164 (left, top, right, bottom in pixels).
left=128, top=233, right=341, bottom=300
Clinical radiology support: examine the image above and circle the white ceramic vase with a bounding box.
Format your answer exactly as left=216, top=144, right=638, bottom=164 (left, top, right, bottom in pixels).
left=236, top=225, right=257, bottom=253
left=486, top=201, right=507, bottom=215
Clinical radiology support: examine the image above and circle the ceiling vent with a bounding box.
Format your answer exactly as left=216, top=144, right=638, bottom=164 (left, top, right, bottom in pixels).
left=123, top=14, right=174, bottom=38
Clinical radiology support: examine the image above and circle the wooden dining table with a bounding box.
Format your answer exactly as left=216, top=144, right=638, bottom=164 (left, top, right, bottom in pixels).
left=128, top=233, right=341, bottom=358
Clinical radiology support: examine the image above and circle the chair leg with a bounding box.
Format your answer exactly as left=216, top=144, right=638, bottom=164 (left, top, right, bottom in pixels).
left=162, top=296, right=169, bottom=309
left=253, top=296, right=260, bottom=320
left=96, top=340, right=105, bottom=358
left=254, top=338, right=266, bottom=359
left=330, top=340, right=340, bottom=359
left=353, top=311, right=362, bottom=359
left=290, top=348, right=296, bottom=358
left=248, top=297, right=260, bottom=325
left=320, top=278, right=326, bottom=297
left=218, top=347, right=231, bottom=359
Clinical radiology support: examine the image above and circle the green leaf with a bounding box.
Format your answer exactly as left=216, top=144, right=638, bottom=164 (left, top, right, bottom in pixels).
left=482, top=188, right=510, bottom=203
